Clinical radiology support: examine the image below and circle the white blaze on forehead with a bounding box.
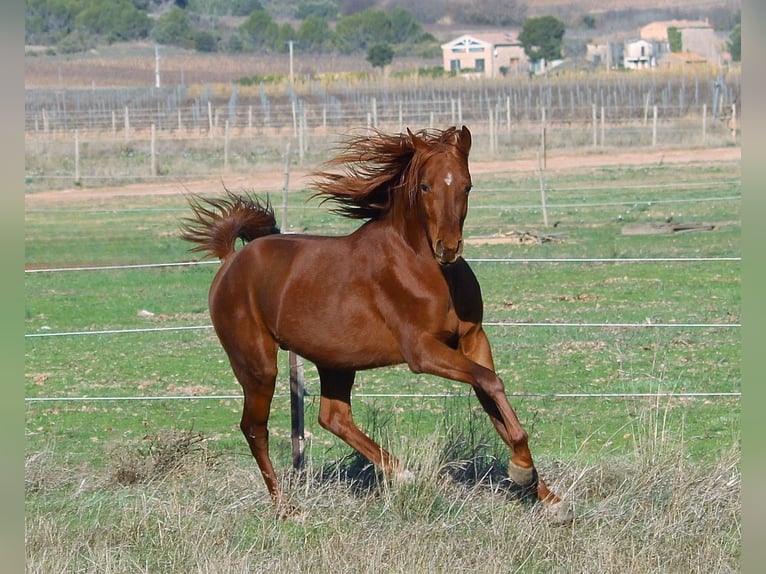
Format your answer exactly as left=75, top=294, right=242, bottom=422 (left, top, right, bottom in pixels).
left=444, top=172, right=453, bottom=186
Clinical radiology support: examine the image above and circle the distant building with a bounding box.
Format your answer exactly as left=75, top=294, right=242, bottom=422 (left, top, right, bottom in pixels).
left=589, top=19, right=723, bottom=71
left=624, top=39, right=656, bottom=69
left=640, top=19, right=721, bottom=65
left=441, top=33, right=529, bottom=79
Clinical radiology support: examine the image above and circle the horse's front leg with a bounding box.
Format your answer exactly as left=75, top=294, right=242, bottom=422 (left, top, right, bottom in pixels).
left=408, top=330, right=573, bottom=522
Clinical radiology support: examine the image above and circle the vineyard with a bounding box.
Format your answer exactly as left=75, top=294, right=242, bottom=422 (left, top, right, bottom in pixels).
left=25, top=66, right=741, bottom=192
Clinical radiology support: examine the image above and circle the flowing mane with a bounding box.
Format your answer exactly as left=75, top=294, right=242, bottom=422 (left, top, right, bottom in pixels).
left=311, top=127, right=466, bottom=220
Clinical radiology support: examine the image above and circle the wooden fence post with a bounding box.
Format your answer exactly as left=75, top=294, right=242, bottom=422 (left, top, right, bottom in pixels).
left=702, top=103, right=707, bottom=143
left=537, top=150, right=549, bottom=227
left=207, top=101, right=213, bottom=138
left=600, top=106, right=605, bottom=147
left=74, top=129, right=80, bottom=186
left=289, top=351, right=305, bottom=469
left=592, top=103, right=597, bottom=147
left=223, top=120, right=229, bottom=172
left=281, top=140, right=291, bottom=231
left=150, top=123, right=157, bottom=176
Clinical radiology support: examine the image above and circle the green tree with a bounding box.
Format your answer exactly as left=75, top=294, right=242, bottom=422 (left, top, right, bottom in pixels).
left=194, top=30, right=218, bottom=52
left=366, top=42, right=394, bottom=69
left=387, top=7, right=424, bottom=44
left=75, top=0, right=152, bottom=43
left=667, top=26, right=682, bottom=52
left=518, top=15, right=565, bottom=64
left=26, top=0, right=78, bottom=44
left=728, top=24, right=741, bottom=62
left=296, top=0, right=338, bottom=20
left=230, top=0, right=264, bottom=17
left=448, top=0, right=526, bottom=27
left=297, top=15, right=336, bottom=53
left=334, top=8, right=391, bottom=52
left=239, top=9, right=279, bottom=50
left=151, top=6, right=193, bottom=47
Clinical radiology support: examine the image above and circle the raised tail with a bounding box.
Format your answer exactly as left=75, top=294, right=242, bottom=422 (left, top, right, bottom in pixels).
left=180, top=190, right=280, bottom=260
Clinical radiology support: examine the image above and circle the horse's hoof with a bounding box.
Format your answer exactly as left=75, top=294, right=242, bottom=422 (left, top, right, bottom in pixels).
left=503, top=461, right=538, bottom=501
left=507, top=460, right=535, bottom=487
left=543, top=499, right=574, bottom=525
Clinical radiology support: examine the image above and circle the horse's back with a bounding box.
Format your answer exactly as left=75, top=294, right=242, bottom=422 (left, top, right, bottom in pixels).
left=209, top=232, right=406, bottom=368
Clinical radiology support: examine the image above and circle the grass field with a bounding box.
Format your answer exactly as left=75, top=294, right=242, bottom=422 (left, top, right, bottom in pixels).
left=25, top=154, right=741, bottom=572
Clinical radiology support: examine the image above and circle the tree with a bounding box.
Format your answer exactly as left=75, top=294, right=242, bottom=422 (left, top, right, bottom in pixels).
left=667, top=26, right=682, bottom=53
left=728, top=24, right=741, bottom=62
left=297, top=15, right=336, bottom=53
left=334, top=9, right=391, bottom=52
left=366, top=43, right=394, bottom=69
left=447, top=0, right=526, bottom=27
left=151, top=6, right=193, bottom=47
left=518, top=15, right=565, bottom=65
left=75, top=0, right=152, bottom=43
left=387, top=7, right=424, bottom=44
left=239, top=8, right=280, bottom=50
left=229, top=0, right=264, bottom=17
left=295, top=0, right=339, bottom=20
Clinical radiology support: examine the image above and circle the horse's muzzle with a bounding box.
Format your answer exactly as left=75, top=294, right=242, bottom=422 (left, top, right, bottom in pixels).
left=434, top=238, right=464, bottom=265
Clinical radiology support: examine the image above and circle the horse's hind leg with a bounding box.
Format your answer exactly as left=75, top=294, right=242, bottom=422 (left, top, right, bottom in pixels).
left=316, top=367, right=410, bottom=480
left=225, top=341, right=286, bottom=509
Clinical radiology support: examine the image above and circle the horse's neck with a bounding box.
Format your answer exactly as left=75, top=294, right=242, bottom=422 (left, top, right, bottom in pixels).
left=380, top=200, right=432, bottom=258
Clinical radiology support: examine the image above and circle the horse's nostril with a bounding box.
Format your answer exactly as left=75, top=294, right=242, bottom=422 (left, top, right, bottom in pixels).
left=435, top=239, right=445, bottom=257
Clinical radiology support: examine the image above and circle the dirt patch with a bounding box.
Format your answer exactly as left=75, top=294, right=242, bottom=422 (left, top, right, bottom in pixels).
left=25, top=146, right=740, bottom=208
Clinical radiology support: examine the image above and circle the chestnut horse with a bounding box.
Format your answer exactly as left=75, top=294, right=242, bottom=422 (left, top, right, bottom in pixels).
left=181, top=126, right=571, bottom=522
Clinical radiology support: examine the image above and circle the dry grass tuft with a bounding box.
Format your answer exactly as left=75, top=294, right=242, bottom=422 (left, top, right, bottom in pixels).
left=26, top=413, right=740, bottom=573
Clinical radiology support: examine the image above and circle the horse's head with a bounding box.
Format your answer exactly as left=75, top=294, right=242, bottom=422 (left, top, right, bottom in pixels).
left=408, top=126, right=473, bottom=265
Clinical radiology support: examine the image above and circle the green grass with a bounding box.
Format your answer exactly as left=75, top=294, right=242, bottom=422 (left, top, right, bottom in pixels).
left=25, top=158, right=741, bottom=571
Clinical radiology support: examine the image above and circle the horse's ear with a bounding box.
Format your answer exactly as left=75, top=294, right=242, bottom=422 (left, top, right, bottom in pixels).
left=407, top=127, right=428, bottom=153
left=456, top=125, right=472, bottom=156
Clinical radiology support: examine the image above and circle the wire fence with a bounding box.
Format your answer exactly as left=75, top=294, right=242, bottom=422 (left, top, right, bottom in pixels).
left=25, top=253, right=741, bottom=403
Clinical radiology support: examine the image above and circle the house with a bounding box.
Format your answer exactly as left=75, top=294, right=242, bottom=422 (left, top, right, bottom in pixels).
left=624, top=39, right=656, bottom=69
left=441, top=33, right=529, bottom=79
left=640, top=19, right=721, bottom=65
left=586, top=42, right=624, bottom=70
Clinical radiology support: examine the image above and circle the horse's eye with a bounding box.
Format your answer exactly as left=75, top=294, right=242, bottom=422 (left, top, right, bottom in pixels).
left=420, top=183, right=431, bottom=193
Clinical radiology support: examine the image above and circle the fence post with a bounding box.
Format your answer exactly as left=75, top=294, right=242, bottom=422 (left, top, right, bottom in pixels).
left=281, top=140, right=292, bottom=231
left=540, top=106, right=546, bottom=169
left=731, top=104, right=737, bottom=142
left=702, top=103, right=707, bottom=143
left=74, top=129, right=80, bottom=186
left=600, top=106, right=605, bottom=147
left=223, top=120, right=229, bottom=172
left=652, top=105, right=658, bottom=147
left=150, top=123, right=157, bottom=176
left=592, top=103, right=597, bottom=147
left=289, top=351, right=305, bottom=470
left=124, top=106, right=130, bottom=143
left=537, top=150, right=549, bottom=227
